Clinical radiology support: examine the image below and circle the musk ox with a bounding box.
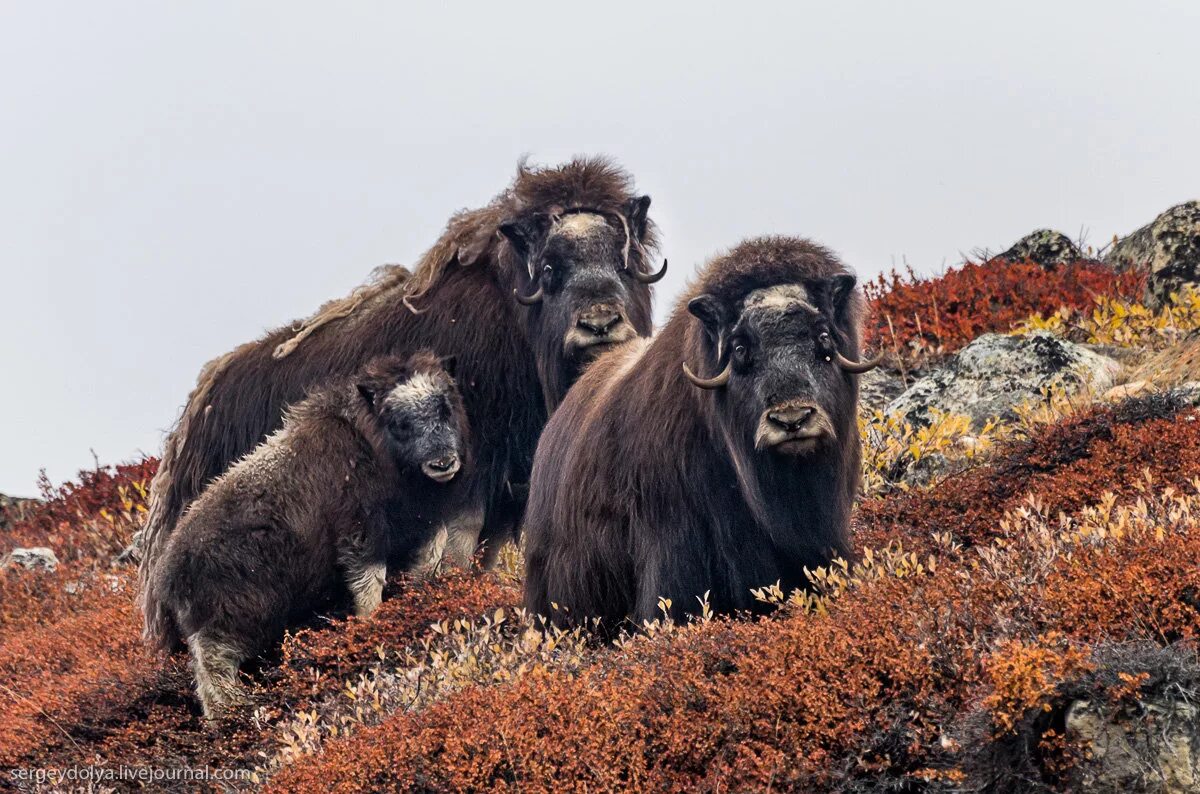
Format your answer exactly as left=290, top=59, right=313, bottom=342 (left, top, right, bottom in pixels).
left=523, top=236, right=882, bottom=630
left=143, top=352, right=469, bottom=718
left=138, top=156, right=664, bottom=621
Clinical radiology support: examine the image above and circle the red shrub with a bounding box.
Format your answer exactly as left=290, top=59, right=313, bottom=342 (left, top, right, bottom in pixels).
left=0, top=574, right=158, bottom=768
left=863, top=259, right=1145, bottom=361
left=268, top=396, right=1200, bottom=792
left=856, top=394, right=1200, bottom=555
left=276, top=571, right=520, bottom=704
left=2, top=459, right=158, bottom=564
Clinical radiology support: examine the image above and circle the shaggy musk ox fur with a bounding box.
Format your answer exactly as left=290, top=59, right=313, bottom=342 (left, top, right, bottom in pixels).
left=143, top=352, right=469, bottom=718
left=524, top=236, right=880, bottom=629
left=138, top=157, right=661, bottom=615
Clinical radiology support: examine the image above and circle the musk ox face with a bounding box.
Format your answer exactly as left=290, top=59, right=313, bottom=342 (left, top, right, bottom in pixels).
left=685, top=277, right=881, bottom=458
left=358, top=357, right=467, bottom=483
left=501, top=197, right=663, bottom=397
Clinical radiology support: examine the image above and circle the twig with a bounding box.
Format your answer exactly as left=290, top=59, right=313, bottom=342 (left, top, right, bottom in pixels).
left=0, top=681, right=84, bottom=753
left=886, top=313, right=909, bottom=387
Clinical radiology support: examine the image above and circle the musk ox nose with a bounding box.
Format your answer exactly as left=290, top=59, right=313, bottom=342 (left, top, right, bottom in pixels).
left=576, top=308, right=623, bottom=337
left=421, top=455, right=461, bottom=483
left=767, top=406, right=816, bottom=432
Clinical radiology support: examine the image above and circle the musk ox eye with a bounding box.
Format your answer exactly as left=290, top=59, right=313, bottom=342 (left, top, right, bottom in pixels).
left=818, top=331, right=831, bottom=344
left=542, top=264, right=553, bottom=279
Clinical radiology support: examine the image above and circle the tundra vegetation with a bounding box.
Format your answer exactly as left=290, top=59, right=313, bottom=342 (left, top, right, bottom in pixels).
left=4, top=250, right=1200, bottom=791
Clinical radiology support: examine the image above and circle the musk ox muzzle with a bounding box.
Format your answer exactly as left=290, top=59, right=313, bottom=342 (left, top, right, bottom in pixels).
left=754, top=400, right=837, bottom=455
left=564, top=302, right=636, bottom=355
left=421, top=454, right=462, bottom=483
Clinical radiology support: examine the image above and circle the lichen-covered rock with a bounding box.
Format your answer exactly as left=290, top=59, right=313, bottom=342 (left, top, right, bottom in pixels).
left=857, top=366, right=907, bottom=417
left=1106, top=201, right=1200, bottom=307
left=0, top=492, right=32, bottom=533
left=1, top=546, right=59, bottom=573
left=885, top=332, right=1120, bottom=430
left=998, top=229, right=1083, bottom=269
left=1067, top=697, right=1200, bottom=793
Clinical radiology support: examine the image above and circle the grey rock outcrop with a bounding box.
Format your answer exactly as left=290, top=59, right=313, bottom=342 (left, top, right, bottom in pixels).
left=1, top=546, right=59, bottom=573
left=885, top=332, right=1121, bottom=430
left=998, top=229, right=1083, bottom=269
left=1106, top=200, right=1200, bottom=307
left=1067, top=697, right=1200, bottom=793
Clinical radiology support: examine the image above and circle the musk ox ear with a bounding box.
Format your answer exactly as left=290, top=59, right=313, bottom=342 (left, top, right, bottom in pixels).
left=439, top=355, right=458, bottom=380
left=828, top=274, right=857, bottom=310
left=687, top=294, right=725, bottom=342
left=624, top=195, right=652, bottom=240
left=357, top=382, right=377, bottom=409
left=498, top=215, right=553, bottom=264
left=822, top=274, right=859, bottom=330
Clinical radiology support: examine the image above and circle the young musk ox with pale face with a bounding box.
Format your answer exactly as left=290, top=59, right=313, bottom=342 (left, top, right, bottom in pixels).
left=138, top=157, right=664, bottom=625
left=143, top=352, right=469, bottom=719
left=523, top=236, right=882, bottom=631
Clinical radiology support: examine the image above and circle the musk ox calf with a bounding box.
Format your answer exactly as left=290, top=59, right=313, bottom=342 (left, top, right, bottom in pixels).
left=523, top=236, right=882, bottom=630
left=143, top=352, right=468, bottom=718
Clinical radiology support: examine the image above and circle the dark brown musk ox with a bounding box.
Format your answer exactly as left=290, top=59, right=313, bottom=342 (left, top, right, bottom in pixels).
left=143, top=352, right=469, bottom=718
left=137, top=157, right=666, bottom=621
left=523, top=236, right=883, bottom=631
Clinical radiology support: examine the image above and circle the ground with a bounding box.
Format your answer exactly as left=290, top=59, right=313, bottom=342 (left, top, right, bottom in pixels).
left=3, top=255, right=1200, bottom=792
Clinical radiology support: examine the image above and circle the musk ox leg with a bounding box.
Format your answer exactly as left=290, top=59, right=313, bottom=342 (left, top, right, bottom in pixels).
left=443, top=508, right=484, bottom=568
left=186, top=632, right=249, bottom=720
left=347, top=561, right=387, bottom=618
left=408, top=525, right=449, bottom=579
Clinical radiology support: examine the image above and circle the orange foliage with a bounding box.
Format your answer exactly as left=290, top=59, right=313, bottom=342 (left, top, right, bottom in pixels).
left=0, top=574, right=157, bottom=768
left=2, top=459, right=157, bottom=564
left=863, top=259, right=1145, bottom=361
left=856, top=393, right=1200, bottom=554
left=982, top=636, right=1092, bottom=734
left=269, top=396, right=1200, bottom=792
left=3, top=380, right=1198, bottom=790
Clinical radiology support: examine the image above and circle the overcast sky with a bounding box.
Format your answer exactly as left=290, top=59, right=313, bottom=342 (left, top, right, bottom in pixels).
left=1, top=2, right=1197, bottom=495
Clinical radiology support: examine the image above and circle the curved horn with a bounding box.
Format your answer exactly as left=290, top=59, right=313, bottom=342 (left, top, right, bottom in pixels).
left=634, top=258, right=668, bottom=284
left=834, top=350, right=885, bottom=374
left=402, top=293, right=429, bottom=315
left=513, top=284, right=544, bottom=306
left=682, top=359, right=732, bottom=389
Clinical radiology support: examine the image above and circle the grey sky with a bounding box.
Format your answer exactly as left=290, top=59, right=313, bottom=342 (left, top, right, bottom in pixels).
left=2, top=1, right=1197, bottom=495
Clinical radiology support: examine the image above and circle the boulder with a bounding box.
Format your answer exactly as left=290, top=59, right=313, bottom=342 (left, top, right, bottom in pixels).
left=885, top=332, right=1120, bottom=430
left=1105, top=200, right=1200, bottom=307
left=1067, top=697, right=1200, bottom=793
left=997, top=229, right=1083, bottom=269
left=857, top=366, right=907, bottom=417
left=0, top=493, right=32, bottom=532
left=1, top=546, right=59, bottom=573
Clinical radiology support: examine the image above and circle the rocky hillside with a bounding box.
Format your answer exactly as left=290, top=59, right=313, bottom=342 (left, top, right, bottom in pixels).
left=2, top=202, right=1199, bottom=792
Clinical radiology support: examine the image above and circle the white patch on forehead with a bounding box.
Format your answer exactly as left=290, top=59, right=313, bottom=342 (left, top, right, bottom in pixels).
left=383, top=372, right=440, bottom=411
left=742, top=284, right=817, bottom=313
left=552, top=212, right=607, bottom=238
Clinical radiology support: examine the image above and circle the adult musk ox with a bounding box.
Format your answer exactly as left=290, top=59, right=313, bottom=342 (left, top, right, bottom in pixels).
left=143, top=352, right=469, bottom=718
left=523, top=236, right=882, bottom=630
left=138, top=157, right=664, bottom=616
